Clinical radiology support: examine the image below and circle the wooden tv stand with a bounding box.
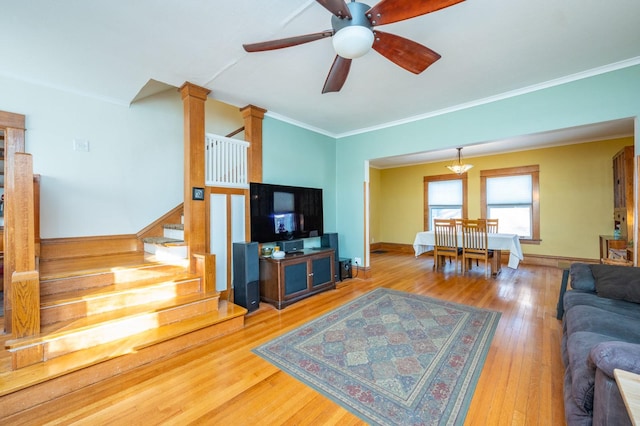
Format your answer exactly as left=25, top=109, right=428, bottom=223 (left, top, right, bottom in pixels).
left=259, top=248, right=335, bottom=309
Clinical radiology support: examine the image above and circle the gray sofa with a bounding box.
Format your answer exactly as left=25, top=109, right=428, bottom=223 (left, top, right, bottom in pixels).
left=560, top=262, right=640, bottom=425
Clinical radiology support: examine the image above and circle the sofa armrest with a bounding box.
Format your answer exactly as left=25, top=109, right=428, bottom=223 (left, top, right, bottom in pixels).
left=589, top=341, right=640, bottom=378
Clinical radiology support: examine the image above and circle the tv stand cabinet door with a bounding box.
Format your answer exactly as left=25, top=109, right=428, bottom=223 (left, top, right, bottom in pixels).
left=311, top=253, right=334, bottom=288
left=283, top=262, right=308, bottom=296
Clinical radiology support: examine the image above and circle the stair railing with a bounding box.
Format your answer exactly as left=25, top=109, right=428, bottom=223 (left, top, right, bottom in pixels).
left=205, top=133, right=249, bottom=188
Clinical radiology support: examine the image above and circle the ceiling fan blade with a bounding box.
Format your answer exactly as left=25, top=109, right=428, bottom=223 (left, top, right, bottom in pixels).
left=372, top=30, right=441, bottom=74
left=322, top=56, right=352, bottom=93
left=316, top=0, right=352, bottom=19
left=366, top=0, right=464, bottom=26
left=243, top=30, right=334, bottom=52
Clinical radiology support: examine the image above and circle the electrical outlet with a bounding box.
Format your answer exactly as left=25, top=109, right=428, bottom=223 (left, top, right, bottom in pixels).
left=354, top=257, right=361, bottom=266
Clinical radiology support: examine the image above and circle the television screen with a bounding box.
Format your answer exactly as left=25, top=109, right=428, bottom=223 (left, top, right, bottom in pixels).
left=250, top=182, right=323, bottom=243
left=274, top=212, right=297, bottom=234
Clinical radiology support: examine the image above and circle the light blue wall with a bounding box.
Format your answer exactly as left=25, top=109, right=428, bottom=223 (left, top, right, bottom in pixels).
left=262, top=117, right=337, bottom=241
left=266, top=65, right=640, bottom=262
left=336, top=65, right=640, bottom=262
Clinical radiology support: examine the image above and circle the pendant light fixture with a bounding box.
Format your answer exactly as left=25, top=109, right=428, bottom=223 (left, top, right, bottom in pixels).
left=446, top=147, right=473, bottom=175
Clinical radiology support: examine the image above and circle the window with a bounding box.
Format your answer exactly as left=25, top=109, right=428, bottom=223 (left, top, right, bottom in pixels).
left=424, top=174, right=468, bottom=230
left=481, top=165, right=540, bottom=242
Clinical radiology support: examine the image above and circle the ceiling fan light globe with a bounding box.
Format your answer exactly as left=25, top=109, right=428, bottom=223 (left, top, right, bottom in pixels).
left=332, top=26, right=374, bottom=59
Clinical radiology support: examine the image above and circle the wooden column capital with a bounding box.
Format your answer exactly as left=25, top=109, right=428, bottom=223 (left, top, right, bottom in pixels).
left=0, top=110, right=25, bottom=129
left=179, top=82, right=211, bottom=101
left=240, top=105, right=266, bottom=120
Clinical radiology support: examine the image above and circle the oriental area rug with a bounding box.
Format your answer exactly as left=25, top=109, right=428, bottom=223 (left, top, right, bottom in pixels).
left=253, top=288, right=501, bottom=425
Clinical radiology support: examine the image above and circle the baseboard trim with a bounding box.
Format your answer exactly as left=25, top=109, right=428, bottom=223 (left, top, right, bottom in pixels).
left=370, top=242, right=415, bottom=255
left=370, top=242, right=598, bottom=268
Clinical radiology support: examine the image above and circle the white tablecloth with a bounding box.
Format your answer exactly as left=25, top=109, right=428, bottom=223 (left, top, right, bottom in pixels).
left=413, top=231, right=524, bottom=269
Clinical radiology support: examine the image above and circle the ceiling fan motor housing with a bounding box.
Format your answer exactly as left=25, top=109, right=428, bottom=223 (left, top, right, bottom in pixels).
left=331, top=2, right=375, bottom=59
left=243, top=0, right=458, bottom=93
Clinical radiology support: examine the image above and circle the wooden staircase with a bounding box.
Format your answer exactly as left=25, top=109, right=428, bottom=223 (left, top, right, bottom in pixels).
left=0, top=255, right=247, bottom=418
left=143, top=224, right=188, bottom=260
left=141, top=208, right=189, bottom=260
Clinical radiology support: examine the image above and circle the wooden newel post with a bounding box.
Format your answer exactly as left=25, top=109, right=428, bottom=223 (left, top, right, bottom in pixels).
left=1, top=111, right=26, bottom=334
left=11, top=154, right=40, bottom=351
left=180, top=82, right=211, bottom=273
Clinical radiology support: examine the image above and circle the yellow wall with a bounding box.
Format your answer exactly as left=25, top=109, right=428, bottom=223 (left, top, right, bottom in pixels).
left=370, top=137, right=634, bottom=259
left=205, top=98, right=243, bottom=136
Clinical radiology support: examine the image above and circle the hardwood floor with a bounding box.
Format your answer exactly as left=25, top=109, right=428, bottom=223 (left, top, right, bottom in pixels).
left=2, top=252, right=566, bottom=425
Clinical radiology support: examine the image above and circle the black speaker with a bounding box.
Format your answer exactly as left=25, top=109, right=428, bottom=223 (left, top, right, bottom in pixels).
left=276, top=239, right=304, bottom=253
left=321, top=233, right=340, bottom=281
left=233, top=242, right=260, bottom=312
left=339, top=258, right=352, bottom=280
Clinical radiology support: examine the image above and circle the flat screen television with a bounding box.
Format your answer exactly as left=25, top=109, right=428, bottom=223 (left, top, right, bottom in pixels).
left=250, top=182, right=323, bottom=243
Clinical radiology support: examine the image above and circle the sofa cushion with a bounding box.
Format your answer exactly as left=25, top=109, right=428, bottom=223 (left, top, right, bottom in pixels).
left=565, top=305, right=640, bottom=341
left=590, top=264, right=640, bottom=303
left=563, top=291, right=640, bottom=320
left=570, top=263, right=596, bottom=292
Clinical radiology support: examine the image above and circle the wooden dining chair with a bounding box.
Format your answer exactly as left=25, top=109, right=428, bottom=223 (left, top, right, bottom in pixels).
left=485, top=218, right=499, bottom=233
left=433, top=219, right=461, bottom=272
left=461, top=219, right=494, bottom=277
left=484, top=218, right=500, bottom=269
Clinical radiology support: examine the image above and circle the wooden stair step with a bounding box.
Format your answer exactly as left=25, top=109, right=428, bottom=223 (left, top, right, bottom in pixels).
left=143, top=236, right=183, bottom=245
left=0, top=301, right=247, bottom=402
left=163, top=223, right=184, bottom=230
left=42, top=271, right=199, bottom=303
left=38, top=251, right=152, bottom=278
left=6, top=291, right=221, bottom=361
left=40, top=273, right=202, bottom=325
left=40, top=263, right=190, bottom=295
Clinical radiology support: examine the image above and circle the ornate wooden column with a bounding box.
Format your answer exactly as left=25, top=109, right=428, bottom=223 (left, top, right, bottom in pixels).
left=240, top=105, right=266, bottom=184
left=180, top=83, right=211, bottom=272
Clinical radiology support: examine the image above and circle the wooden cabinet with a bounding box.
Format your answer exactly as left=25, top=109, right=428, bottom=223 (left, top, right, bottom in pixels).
left=599, top=234, right=628, bottom=260
left=259, top=248, right=335, bottom=309
left=612, top=146, right=634, bottom=241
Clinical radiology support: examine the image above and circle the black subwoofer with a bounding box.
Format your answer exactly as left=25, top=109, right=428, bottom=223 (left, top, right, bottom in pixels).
left=339, top=258, right=352, bottom=280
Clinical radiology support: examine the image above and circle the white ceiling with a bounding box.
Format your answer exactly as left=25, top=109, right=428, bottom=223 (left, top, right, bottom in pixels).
left=1, top=0, right=638, bottom=161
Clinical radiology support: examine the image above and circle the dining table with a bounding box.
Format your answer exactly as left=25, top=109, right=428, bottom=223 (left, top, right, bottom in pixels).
left=413, top=230, right=524, bottom=274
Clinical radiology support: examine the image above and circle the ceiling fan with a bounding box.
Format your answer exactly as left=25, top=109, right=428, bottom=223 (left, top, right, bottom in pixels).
left=243, top=0, right=464, bottom=94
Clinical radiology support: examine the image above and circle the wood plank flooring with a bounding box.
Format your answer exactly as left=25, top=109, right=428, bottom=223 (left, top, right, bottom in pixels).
left=1, top=252, right=566, bottom=425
